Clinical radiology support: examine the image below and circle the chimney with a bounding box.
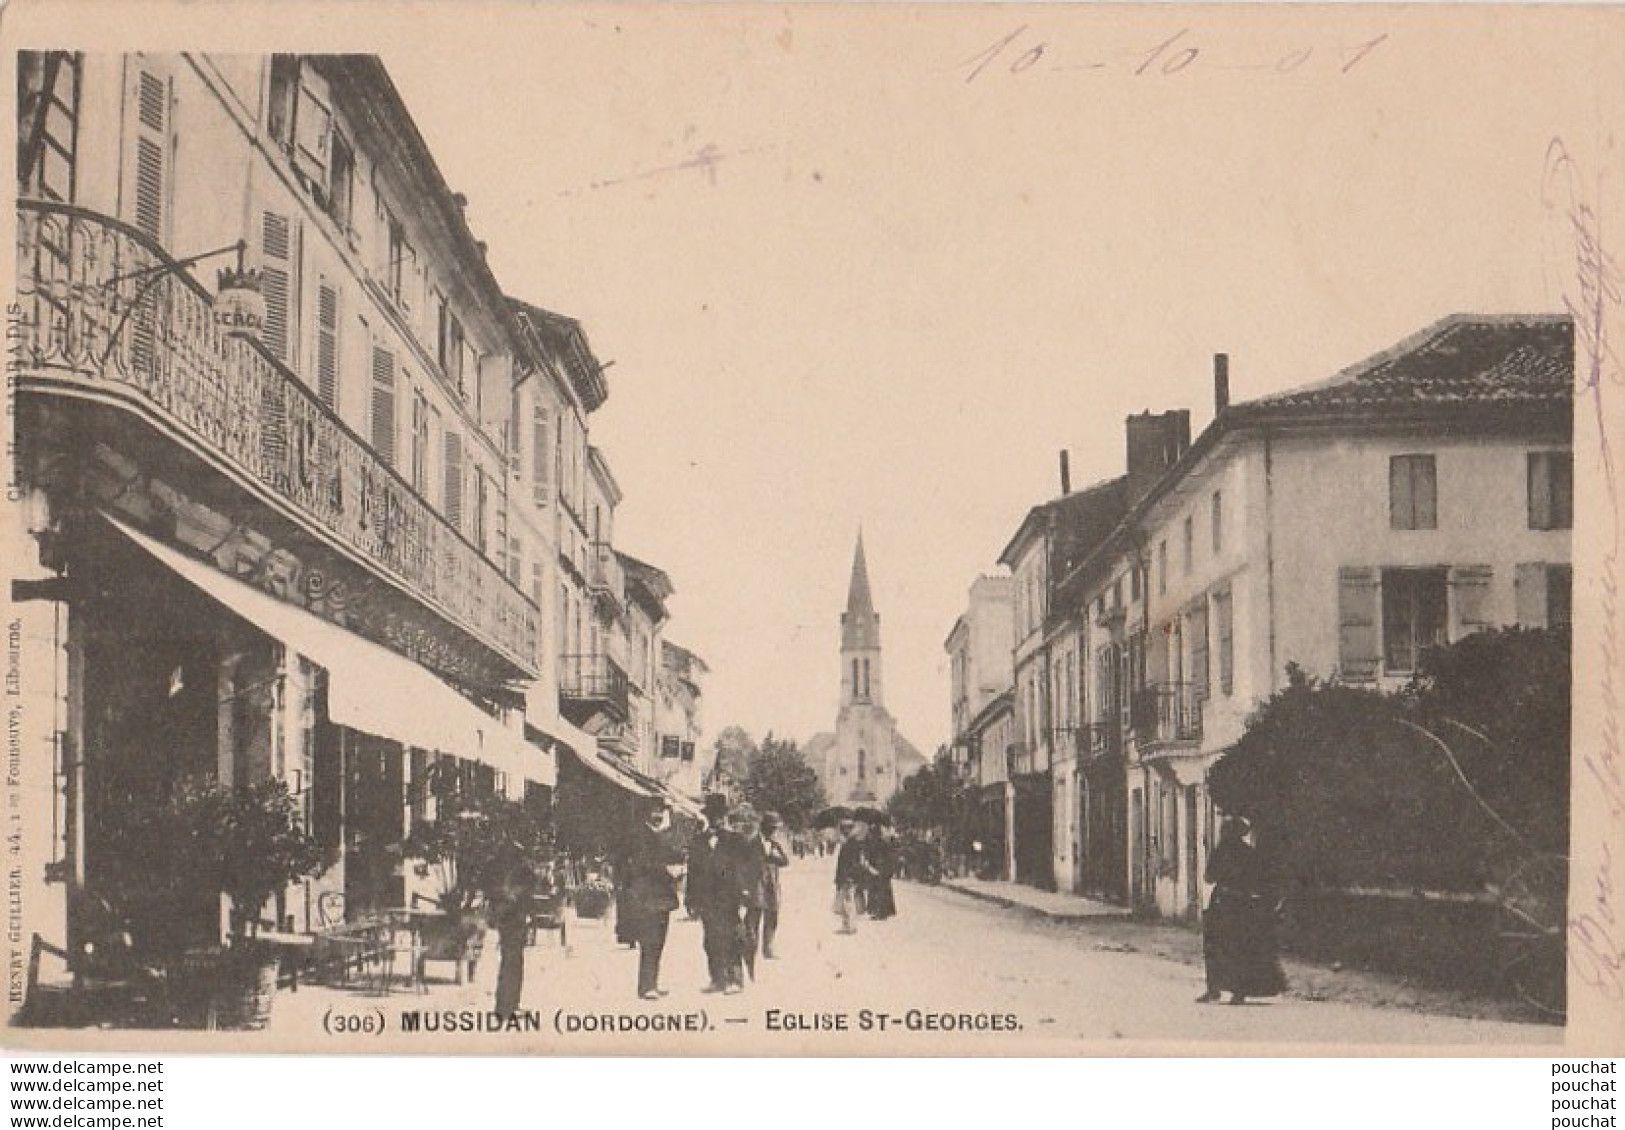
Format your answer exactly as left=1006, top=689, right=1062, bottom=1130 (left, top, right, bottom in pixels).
left=1059, top=450, right=1071, bottom=495
left=1125, top=409, right=1192, bottom=505
left=1214, top=353, right=1230, bottom=416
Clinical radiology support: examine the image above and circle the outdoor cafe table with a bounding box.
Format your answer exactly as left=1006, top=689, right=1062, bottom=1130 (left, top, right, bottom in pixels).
left=255, top=929, right=316, bottom=992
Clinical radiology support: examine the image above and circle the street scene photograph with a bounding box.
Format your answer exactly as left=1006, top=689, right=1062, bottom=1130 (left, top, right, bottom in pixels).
left=2, top=2, right=1620, bottom=1055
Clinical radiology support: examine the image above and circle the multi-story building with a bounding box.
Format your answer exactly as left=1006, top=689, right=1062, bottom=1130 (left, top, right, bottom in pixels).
left=654, top=641, right=709, bottom=800
left=996, top=465, right=1139, bottom=890
left=964, top=691, right=1016, bottom=880
left=1061, top=317, right=1573, bottom=918
left=945, top=576, right=1014, bottom=874
left=945, top=575, right=1014, bottom=777
left=9, top=53, right=590, bottom=968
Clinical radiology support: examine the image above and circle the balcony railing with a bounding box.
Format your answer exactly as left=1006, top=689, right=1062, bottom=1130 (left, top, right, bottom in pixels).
left=1085, top=721, right=1123, bottom=758
left=1131, top=682, right=1204, bottom=746
left=15, top=201, right=537, bottom=674
left=587, top=541, right=625, bottom=612
left=559, top=653, right=630, bottom=722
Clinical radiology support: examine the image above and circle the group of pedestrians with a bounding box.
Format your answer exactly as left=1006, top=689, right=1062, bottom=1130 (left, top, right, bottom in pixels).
left=620, top=793, right=789, bottom=1001
left=831, top=817, right=897, bottom=933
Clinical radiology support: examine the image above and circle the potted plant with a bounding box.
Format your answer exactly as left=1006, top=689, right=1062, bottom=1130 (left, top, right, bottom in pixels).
left=99, top=774, right=326, bottom=1029
left=402, top=792, right=550, bottom=983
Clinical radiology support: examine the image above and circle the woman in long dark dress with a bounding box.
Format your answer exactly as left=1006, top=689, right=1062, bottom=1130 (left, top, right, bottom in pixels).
left=865, top=825, right=898, bottom=920
left=1197, top=816, right=1286, bottom=1005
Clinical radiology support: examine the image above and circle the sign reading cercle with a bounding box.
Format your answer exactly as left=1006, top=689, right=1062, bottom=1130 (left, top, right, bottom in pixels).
left=214, top=282, right=266, bottom=336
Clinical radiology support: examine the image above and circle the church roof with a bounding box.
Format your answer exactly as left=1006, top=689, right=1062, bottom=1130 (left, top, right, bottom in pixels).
left=841, top=531, right=881, bottom=651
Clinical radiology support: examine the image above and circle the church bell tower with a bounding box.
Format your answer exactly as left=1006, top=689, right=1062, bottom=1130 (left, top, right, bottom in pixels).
left=839, top=531, right=883, bottom=708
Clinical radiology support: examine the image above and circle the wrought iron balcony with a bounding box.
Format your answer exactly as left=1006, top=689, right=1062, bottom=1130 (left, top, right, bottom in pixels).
left=558, top=652, right=630, bottom=724
left=587, top=541, right=624, bottom=613
left=14, top=201, right=538, bottom=675
left=1085, top=720, right=1123, bottom=758
left=1131, top=682, right=1204, bottom=747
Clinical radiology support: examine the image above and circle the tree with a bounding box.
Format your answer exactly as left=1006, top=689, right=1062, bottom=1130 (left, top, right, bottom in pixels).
left=1211, top=628, right=1571, bottom=894
left=706, top=725, right=759, bottom=793
left=739, top=733, right=827, bottom=832
left=401, top=791, right=551, bottom=916
left=888, top=748, right=973, bottom=846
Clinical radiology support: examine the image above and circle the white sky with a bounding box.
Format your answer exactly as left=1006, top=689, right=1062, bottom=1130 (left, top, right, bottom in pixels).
left=363, top=3, right=1617, bottom=754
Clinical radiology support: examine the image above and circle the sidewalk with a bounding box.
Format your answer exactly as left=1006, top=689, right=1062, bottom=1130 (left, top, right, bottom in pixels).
left=934, top=876, right=1555, bottom=1027
left=939, top=876, right=1132, bottom=920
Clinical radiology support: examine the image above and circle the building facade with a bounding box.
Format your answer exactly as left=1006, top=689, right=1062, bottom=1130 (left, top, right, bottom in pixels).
left=945, top=576, right=1015, bottom=876
left=1058, top=318, right=1573, bottom=918
left=9, top=52, right=704, bottom=997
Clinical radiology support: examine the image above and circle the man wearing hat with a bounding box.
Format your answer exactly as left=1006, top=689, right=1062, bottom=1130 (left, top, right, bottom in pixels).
left=757, top=811, right=790, bottom=959
left=624, top=797, right=687, bottom=1000
left=724, top=804, right=768, bottom=981
left=686, top=793, right=747, bottom=993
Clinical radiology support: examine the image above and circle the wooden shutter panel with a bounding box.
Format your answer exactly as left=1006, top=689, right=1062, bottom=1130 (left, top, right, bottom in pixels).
left=131, top=68, right=167, bottom=240
left=315, top=281, right=339, bottom=408
left=1514, top=563, right=1548, bottom=627
left=532, top=406, right=551, bottom=504
left=444, top=432, right=464, bottom=531
left=1527, top=454, right=1552, bottom=530
left=1449, top=565, right=1494, bottom=636
left=1337, top=567, right=1380, bottom=680
left=369, top=347, right=396, bottom=466
left=292, top=63, right=332, bottom=183
left=260, top=211, right=298, bottom=365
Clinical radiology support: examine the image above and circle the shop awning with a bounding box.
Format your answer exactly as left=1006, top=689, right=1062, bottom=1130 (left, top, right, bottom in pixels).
left=557, top=738, right=660, bottom=799
left=106, top=514, right=551, bottom=787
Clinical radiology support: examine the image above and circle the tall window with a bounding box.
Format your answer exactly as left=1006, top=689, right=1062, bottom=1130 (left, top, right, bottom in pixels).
left=1381, top=567, right=1448, bottom=673
left=18, top=52, right=81, bottom=203
left=1157, top=540, right=1167, bottom=595
left=443, top=432, right=464, bottom=530
left=1528, top=452, right=1574, bottom=530
left=1213, top=587, right=1234, bottom=696
left=1211, top=490, right=1223, bottom=554
left=387, top=211, right=410, bottom=307
left=1390, top=454, right=1437, bottom=530
left=315, top=281, right=339, bottom=409
left=857, top=750, right=867, bottom=780
left=369, top=347, right=396, bottom=467
left=1182, top=515, right=1194, bottom=574
left=410, top=391, right=429, bottom=494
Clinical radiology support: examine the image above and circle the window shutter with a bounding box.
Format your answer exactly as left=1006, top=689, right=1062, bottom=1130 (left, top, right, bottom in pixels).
left=1337, top=567, right=1380, bottom=680
left=131, top=67, right=168, bottom=241
left=532, top=406, right=551, bottom=504
left=444, top=432, right=464, bottom=531
left=1514, top=562, right=1548, bottom=627
left=1527, top=454, right=1553, bottom=530
left=315, top=281, right=339, bottom=408
left=1188, top=602, right=1210, bottom=699
left=1448, top=565, right=1494, bottom=637
left=1215, top=588, right=1234, bottom=696
left=369, top=347, right=396, bottom=466
left=292, top=63, right=332, bottom=184
left=1415, top=458, right=1437, bottom=529
left=260, top=210, right=299, bottom=365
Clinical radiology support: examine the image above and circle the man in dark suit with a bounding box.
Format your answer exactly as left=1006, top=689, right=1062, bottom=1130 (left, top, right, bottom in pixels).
left=623, top=798, right=687, bottom=1000
left=725, top=805, right=769, bottom=982
left=686, top=793, right=747, bottom=994
left=757, top=811, right=790, bottom=959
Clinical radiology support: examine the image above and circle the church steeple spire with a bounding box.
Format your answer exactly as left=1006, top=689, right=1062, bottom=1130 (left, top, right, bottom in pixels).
left=841, top=530, right=880, bottom=651
left=840, top=530, right=882, bottom=707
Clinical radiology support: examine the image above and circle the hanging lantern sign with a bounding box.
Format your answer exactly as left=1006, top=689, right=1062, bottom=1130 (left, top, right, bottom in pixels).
left=214, top=266, right=266, bottom=337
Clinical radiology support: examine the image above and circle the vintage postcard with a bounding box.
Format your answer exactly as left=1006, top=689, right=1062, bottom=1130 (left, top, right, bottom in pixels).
left=1, top=1, right=1622, bottom=1056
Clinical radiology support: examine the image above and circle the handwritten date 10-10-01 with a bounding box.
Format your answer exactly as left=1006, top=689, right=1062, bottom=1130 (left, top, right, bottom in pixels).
left=959, top=26, right=1389, bottom=85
